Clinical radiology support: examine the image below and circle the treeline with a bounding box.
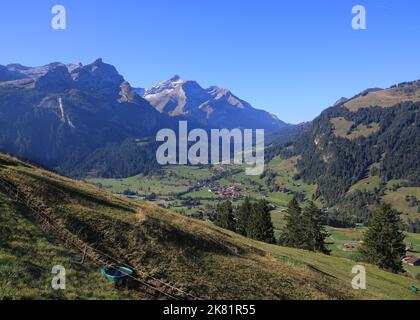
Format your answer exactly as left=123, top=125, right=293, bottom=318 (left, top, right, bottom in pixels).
left=214, top=198, right=275, bottom=244
left=406, top=219, right=420, bottom=233
left=213, top=198, right=331, bottom=255
left=214, top=198, right=409, bottom=274
left=278, top=198, right=330, bottom=254
left=325, top=190, right=378, bottom=228
left=325, top=190, right=420, bottom=234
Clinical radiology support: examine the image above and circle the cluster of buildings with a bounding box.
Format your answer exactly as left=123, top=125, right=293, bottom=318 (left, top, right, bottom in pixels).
left=206, top=183, right=242, bottom=200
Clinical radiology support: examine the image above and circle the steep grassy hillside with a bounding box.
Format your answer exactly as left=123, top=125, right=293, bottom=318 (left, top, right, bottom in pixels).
left=238, top=237, right=420, bottom=300
left=0, top=153, right=419, bottom=300
left=0, top=192, right=140, bottom=300
left=344, top=81, right=420, bottom=111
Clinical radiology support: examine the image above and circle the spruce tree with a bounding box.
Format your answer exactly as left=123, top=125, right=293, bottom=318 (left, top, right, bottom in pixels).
left=215, top=201, right=236, bottom=232
left=279, top=197, right=303, bottom=248
left=236, top=197, right=252, bottom=236
left=248, top=200, right=275, bottom=244
left=301, top=201, right=330, bottom=254
left=360, top=204, right=406, bottom=273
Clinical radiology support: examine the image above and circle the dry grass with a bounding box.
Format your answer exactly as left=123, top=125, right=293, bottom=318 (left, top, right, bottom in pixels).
left=349, top=176, right=382, bottom=193
left=331, top=117, right=354, bottom=138
left=1, top=153, right=419, bottom=300
left=345, top=84, right=420, bottom=112
left=331, top=117, right=380, bottom=140
left=383, top=187, right=420, bottom=220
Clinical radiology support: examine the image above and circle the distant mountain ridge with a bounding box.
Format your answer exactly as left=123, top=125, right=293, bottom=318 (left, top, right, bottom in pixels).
left=0, top=59, right=290, bottom=178
left=136, top=75, right=286, bottom=130
left=0, top=61, right=287, bottom=130
left=0, top=59, right=170, bottom=177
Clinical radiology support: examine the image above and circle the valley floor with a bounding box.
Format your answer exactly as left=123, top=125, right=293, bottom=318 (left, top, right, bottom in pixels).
left=86, top=161, right=420, bottom=281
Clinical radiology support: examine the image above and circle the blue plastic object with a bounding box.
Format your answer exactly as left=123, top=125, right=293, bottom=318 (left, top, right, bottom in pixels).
left=101, top=265, right=134, bottom=281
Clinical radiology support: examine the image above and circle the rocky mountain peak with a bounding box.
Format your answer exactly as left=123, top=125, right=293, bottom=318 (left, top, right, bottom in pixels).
left=71, top=59, right=125, bottom=96
left=118, top=81, right=144, bottom=104
left=170, top=74, right=182, bottom=82
left=0, top=65, right=28, bottom=82
left=141, top=76, right=285, bottom=129
left=333, top=97, right=348, bottom=107
left=34, top=64, right=73, bottom=92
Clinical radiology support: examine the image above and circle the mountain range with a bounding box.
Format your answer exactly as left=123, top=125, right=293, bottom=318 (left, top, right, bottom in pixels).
left=136, top=75, right=284, bottom=130
left=0, top=59, right=287, bottom=177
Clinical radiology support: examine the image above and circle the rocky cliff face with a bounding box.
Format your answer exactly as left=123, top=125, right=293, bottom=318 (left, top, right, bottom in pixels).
left=0, top=59, right=165, bottom=175
left=70, top=58, right=125, bottom=97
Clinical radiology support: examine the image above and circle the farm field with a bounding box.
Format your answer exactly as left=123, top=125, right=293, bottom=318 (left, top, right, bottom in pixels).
left=270, top=211, right=420, bottom=279
left=326, top=227, right=420, bottom=279
left=383, top=187, right=420, bottom=220
left=249, top=236, right=420, bottom=300
left=86, top=156, right=318, bottom=219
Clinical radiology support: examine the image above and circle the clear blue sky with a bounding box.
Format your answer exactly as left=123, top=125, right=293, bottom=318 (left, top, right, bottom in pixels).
left=1, top=0, right=420, bottom=123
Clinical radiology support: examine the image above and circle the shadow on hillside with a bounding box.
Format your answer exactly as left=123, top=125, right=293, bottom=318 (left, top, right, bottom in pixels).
left=22, top=171, right=134, bottom=212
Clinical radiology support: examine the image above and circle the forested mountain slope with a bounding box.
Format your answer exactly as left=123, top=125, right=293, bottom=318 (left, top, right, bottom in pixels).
left=274, top=81, right=420, bottom=229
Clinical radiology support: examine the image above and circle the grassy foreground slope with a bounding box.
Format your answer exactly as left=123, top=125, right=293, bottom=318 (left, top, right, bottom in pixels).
left=0, top=192, right=139, bottom=300
left=0, top=153, right=419, bottom=300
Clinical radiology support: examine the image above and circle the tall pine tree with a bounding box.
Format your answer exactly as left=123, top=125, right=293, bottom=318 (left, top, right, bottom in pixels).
left=214, top=201, right=236, bottom=232
left=236, top=197, right=252, bottom=236
left=301, top=201, right=330, bottom=254
left=279, top=198, right=304, bottom=248
left=248, top=200, right=275, bottom=244
left=360, top=204, right=406, bottom=273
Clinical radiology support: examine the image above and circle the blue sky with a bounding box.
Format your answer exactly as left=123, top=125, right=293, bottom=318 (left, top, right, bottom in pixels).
left=1, top=0, right=420, bottom=123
